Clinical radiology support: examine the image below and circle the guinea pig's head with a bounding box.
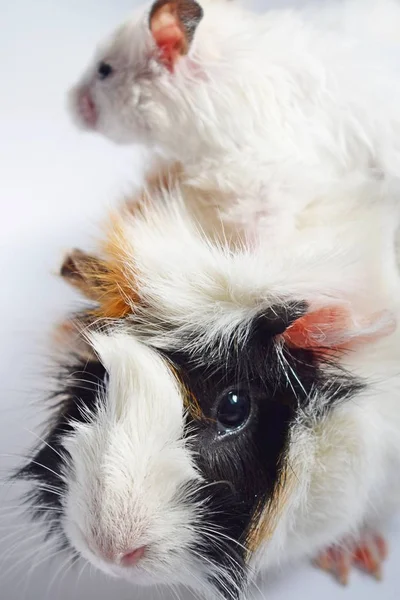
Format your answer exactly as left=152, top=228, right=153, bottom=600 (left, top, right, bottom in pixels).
left=19, top=292, right=394, bottom=598
left=16, top=301, right=352, bottom=598
left=68, top=0, right=239, bottom=151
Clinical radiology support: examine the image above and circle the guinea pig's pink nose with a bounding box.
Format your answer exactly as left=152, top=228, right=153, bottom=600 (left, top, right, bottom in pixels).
left=121, top=546, right=146, bottom=566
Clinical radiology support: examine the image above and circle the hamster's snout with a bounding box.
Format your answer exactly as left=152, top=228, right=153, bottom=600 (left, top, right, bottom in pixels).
left=74, top=87, right=98, bottom=129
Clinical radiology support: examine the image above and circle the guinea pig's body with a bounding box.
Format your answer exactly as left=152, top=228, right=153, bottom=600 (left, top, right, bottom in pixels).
left=70, top=0, right=400, bottom=243
left=18, top=176, right=400, bottom=598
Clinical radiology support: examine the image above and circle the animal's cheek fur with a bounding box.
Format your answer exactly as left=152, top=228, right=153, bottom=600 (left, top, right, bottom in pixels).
left=90, top=87, right=137, bottom=144
left=93, top=72, right=164, bottom=144
left=252, top=404, right=382, bottom=570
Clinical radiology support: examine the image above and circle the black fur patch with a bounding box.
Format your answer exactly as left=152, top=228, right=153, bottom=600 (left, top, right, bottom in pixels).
left=16, top=358, right=107, bottom=542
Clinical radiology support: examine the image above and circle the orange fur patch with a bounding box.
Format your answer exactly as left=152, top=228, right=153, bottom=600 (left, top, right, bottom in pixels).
left=168, top=363, right=206, bottom=421
left=61, top=219, right=138, bottom=320
left=61, top=163, right=185, bottom=320
left=97, top=212, right=140, bottom=318
left=184, top=388, right=206, bottom=422
left=245, top=463, right=294, bottom=560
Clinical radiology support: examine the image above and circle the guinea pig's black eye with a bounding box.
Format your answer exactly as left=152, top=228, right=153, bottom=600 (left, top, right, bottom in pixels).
left=98, top=61, right=113, bottom=80
left=216, top=390, right=251, bottom=435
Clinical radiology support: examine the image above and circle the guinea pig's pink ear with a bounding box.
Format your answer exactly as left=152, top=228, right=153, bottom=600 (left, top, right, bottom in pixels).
left=149, top=0, right=204, bottom=71
left=281, top=305, right=395, bottom=352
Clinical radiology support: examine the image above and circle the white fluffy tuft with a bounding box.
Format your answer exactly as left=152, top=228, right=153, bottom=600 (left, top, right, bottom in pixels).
left=62, top=332, right=203, bottom=587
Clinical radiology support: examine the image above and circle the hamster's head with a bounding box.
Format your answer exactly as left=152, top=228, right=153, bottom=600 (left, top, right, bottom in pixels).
left=69, top=0, right=241, bottom=153
left=69, top=0, right=205, bottom=146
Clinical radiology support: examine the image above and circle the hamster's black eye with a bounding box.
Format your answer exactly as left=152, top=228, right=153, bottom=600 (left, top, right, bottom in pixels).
left=217, top=390, right=251, bottom=435
left=98, top=61, right=113, bottom=80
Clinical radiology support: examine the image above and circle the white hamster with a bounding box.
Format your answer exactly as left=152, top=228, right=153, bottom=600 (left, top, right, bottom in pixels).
left=69, top=0, right=400, bottom=242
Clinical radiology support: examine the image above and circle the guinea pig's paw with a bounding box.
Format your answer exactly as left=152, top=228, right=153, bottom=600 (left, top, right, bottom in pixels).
left=314, top=545, right=352, bottom=585
left=314, top=532, right=388, bottom=585
left=352, top=532, right=388, bottom=580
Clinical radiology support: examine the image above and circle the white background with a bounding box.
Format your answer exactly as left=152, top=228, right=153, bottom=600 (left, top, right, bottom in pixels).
left=0, top=0, right=399, bottom=598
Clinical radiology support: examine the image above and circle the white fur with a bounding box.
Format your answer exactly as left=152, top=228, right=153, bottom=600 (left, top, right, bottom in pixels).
left=62, top=332, right=208, bottom=589
left=70, top=0, right=400, bottom=244
left=108, top=178, right=400, bottom=346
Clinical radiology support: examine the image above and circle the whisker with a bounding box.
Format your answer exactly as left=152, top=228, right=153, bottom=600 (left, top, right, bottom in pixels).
left=189, top=547, right=240, bottom=600
left=0, top=527, right=39, bottom=549
left=23, top=428, right=65, bottom=461
left=1, top=534, right=59, bottom=581
left=0, top=455, right=65, bottom=485
left=33, top=484, right=64, bottom=498
left=46, top=550, right=76, bottom=598
left=27, top=460, right=65, bottom=482
left=192, top=480, right=235, bottom=495
left=59, top=553, right=80, bottom=588
left=275, top=346, right=300, bottom=403
left=75, top=559, right=90, bottom=590
left=196, top=526, right=248, bottom=554
left=20, top=543, right=68, bottom=599
left=0, top=528, right=50, bottom=564
left=0, top=504, right=62, bottom=515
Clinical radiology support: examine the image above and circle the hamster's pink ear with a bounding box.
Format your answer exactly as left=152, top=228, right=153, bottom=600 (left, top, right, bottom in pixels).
left=281, top=305, right=395, bottom=352
left=149, top=0, right=203, bottom=71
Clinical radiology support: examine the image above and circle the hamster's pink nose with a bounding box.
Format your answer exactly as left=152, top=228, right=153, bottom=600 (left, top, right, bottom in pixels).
left=77, top=89, right=97, bottom=128
left=121, top=546, right=146, bottom=566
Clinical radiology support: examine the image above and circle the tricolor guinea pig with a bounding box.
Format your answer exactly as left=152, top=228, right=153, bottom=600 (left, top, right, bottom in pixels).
left=69, top=0, right=400, bottom=241
left=17, top=178, right=400, bottom=599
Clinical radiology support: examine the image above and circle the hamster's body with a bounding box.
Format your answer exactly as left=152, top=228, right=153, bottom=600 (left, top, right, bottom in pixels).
left=70, top=0, right=400, bottom=244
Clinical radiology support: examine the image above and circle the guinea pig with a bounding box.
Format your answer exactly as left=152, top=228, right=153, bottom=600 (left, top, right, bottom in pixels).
left=69, top=0, right=400, bottom=243
left=17, top=177, right=400, bottom=599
